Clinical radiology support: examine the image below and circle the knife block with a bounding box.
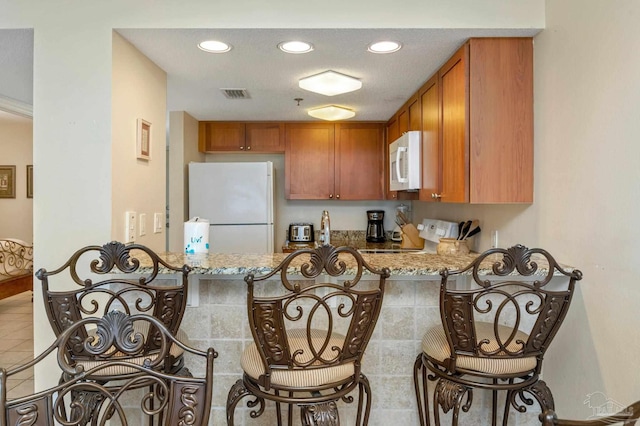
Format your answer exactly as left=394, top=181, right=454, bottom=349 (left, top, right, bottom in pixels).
left=401, top=224, right=425, bottom=249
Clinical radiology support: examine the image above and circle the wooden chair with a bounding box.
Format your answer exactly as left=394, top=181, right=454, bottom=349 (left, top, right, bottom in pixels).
left=226, top=245, right=390, bottom=426
left=0, top=311, right=216, bottom=426
left=414, top=244, right=583, bottom=426
left=540, top=401, right=640, bottom=425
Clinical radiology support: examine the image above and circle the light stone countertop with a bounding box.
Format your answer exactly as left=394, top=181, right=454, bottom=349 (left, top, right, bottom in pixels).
left=148, top=249, right=568, bottom=278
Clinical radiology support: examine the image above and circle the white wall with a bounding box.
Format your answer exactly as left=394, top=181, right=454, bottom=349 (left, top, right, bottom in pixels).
left=112, top=32, right=167, bottom=251
left=168, top=111, right=204, bottom=252
left=0, top=112, right=32, bottom=242
left=413, top=0, right=640, bottom=418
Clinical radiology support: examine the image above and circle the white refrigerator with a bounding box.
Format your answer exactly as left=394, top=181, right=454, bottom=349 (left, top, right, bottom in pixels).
left=188, top=162, right=274, bottom=254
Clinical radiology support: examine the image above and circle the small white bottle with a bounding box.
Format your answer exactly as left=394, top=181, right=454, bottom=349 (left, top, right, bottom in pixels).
left=320, top=210, right=331, bottom=246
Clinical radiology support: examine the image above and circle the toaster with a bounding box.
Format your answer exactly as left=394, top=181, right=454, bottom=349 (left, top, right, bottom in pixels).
left=288, top=223, right=314, bottom=242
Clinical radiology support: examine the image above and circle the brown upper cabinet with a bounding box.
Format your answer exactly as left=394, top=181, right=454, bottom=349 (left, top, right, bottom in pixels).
left=392, top=37, right=534, bottom=204
left=285, top=122, right=384, bottom=200
left=199, top=122, right=285, bottom=153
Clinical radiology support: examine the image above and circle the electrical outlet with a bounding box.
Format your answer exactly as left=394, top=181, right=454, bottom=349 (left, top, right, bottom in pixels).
left=125, top=211, right=137, bottom=243
left=139, top=213, right=146, bottom=236
left=153, top=213, right=163, bottom=234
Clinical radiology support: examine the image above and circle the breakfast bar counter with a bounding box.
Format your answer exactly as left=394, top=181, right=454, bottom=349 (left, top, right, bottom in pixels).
left=157, top=250, right=477, bottom=276
left=146, top=249, right=562, bottom=426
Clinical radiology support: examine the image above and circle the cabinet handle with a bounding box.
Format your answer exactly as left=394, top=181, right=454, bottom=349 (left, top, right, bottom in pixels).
left=240, top=146, right=244, bottom=150
left=392, top=194, right=397, bottom=199
left=336, top=194, right=340, bottom=199
left=246, top=145, right=251, bottom=150
left=329, top=194, right=333, bottom=199
left=433, top=193, right=442, bottom=200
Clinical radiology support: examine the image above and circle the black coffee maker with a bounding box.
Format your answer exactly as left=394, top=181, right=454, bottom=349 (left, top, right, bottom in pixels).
left=366, top=210, right=386, bottom=242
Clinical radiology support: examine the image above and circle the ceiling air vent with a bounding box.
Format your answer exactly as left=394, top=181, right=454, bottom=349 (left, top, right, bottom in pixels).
left=220, top=88, right=250, bottom=99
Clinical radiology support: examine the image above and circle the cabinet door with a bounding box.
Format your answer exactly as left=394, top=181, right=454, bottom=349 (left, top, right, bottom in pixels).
left=199, top=122, right=246, bottom=152
left=245, top=122, right=285, bottom=153
left=419, top=75, right=440, bottom=201
left=468, top=38, right=533, bottom=203
left=285, top=123, right=335, bottom=200
left=398, top=108, right=409, bottom=134
left=439, top=44, right=469, bottom=203
left=408, top=96, right=421, bottom=132
left=335, top=123, right=384, bottom=200
left=385, top=117, right=400, bottom=200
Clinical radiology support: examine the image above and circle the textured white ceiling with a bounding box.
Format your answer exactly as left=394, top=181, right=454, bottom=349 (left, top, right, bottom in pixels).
left=0, top=28, right=541, bottom=122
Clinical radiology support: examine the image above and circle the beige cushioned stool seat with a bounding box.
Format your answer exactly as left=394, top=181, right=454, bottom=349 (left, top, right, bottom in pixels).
left=78, top=321, right=188, bottom=377
left=241, top=328, right=355, bottom=388
left=422, top=322, right=537, bottom=375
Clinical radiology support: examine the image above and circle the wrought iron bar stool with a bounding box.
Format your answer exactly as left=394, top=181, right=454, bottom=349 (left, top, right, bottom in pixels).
left=414, top=244, right=583, bottom=426
left=226, top=245, right=390, bottom=426
left=540, top=400, right=640, bottom=425
left=35, top=241, right=192, bottom=423
left=0, top=311, right=217, bottom=425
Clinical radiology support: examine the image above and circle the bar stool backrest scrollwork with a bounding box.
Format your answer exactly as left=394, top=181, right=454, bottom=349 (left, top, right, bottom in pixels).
left=0, top=311, right=216, bottom=426
left=35, top=241, right=191, bottom=367
left=439, top=244, right=583, bottom=373
left=227, top=245, right=390, bottom=426
left=244, top=245, right=391, bottom=391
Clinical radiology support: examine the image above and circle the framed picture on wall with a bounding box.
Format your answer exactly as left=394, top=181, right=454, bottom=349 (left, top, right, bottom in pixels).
left=0, top=165, right=16, bottom=198
left=136, top=118, right=151, bottom=160
left=26, top=165, right=33, bottom=198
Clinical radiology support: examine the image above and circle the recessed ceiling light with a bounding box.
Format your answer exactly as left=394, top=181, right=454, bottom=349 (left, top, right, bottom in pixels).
left=299, top=70, right=362, bottom=96
left=367, top=41, right=402, bottom=54
left=278, top=41, right=314, bottom=54
left=198, top=40, right=232, bottom=53
left=308, top=105, right=356, bottom=121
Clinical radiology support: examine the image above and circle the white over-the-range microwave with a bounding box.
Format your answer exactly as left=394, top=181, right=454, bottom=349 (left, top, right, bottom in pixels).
left=389, top=131, right=421, bottom=191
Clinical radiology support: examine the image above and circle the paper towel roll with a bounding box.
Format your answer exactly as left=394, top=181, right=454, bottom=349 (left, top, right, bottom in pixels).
left=184, top=217, right=210, bottom=254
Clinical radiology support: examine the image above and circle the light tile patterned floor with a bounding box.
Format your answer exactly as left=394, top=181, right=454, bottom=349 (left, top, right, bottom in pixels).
left=0, top=291, right=34, bottom=398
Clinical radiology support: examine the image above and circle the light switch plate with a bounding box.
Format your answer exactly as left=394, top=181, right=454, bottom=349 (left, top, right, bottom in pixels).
left=125, top=211, right=137, bottom=243
left=153, top=213, right=163, bottom=234
left=139, top=213, right=147, bottom=236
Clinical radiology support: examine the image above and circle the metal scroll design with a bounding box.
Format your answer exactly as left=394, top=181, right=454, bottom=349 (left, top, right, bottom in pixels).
left=15, top=403, right=39, bottom=426
left=443, top=294, right=476, bottom=354
left=434, top=379, right=472, bottom=414
left=37, top=240, right=191, bottom=290
left=509, top=380, right=555, bottom=413
left=91, top=241, right=139, bottom=274
left=86, top=311, right=145, bottom=356
left=0, top=239, right=33, bottom=277
left=344, top=293, right=380, bottom=357
left=300, top=401, right=340, bottom=426
left=248, top=245, right=389, bottom=293
left=177, top=385, right=202, bottom=426
left=528, top=294, right=566, bottom=351
left=56, top=312, right=163, bottom=375
left=465, top=244, right=581, bottom=289
left=247, top=245, right=388, bottom=372
left=253, top=301, right=288, bottom=365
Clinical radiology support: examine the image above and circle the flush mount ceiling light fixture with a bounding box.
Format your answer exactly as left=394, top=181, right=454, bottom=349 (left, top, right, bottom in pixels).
left=278, top=41, right=314, bottom=54
left=197, top=40, right=232, bottom=53
left=299, top=70, right=362, bottom=96
left=367, top=41, right=402, bottom=54
left=308, top=105, right=356, bottom=121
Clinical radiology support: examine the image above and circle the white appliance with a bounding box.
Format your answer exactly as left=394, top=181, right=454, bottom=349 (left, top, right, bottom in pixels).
left=188, top=162, right=274, bottom=254
left=389, top=131, right=421, bottom=191
left=417, top=218, right=459, bottom=253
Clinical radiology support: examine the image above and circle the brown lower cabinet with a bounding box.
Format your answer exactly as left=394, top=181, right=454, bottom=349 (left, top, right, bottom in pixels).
left=285, top=122, right=384, bottom=200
